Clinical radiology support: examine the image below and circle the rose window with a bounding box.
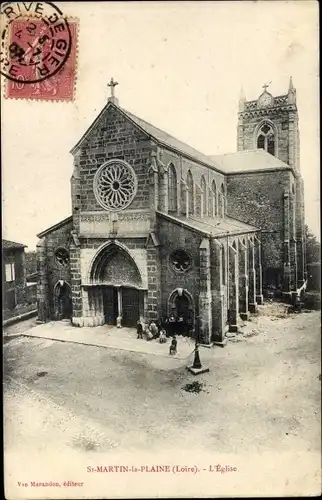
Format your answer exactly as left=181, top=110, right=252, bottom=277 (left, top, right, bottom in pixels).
left=93, top=160, right=137, bottom=211
left=170, top=250, right=191, bottom=272
left=55, top=248, right=69, bottom=267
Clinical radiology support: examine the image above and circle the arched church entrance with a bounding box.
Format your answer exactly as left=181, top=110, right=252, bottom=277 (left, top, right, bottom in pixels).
left=53, top=280, right=72, bottom=320
left=168, top=288, right=195, bottom=337
left=89, top=243, right=144, bottom=328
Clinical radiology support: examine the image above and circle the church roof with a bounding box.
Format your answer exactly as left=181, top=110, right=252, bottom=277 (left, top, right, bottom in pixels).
left=71, top=101, right=223, bottom=173
left=208, top=149, right=292, bottom=174
left=2, top=239, right=27, bottom=250
left=120, top=107, right=223, bottom=172
left=71, top=101, right=293, bottom=175
left=157, top=212, right=259, bottom=237
left=37, top=216, right=73, bottom=238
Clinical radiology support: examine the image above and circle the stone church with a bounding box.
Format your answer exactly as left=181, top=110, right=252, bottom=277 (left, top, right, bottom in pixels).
left=36, top=78, right=306, bottom=344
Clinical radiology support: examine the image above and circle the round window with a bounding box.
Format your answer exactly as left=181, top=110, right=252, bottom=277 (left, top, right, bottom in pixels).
left=170, top=249, right=191, bottom=273
left=55, top=248, right=70, bottom=267
left=93, top=160, right=137, bottom=211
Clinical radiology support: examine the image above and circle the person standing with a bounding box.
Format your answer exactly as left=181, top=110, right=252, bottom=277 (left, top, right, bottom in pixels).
left=169, top=335, right=178, bottom=355
left=177, top=315, right=184, bottom=336
left=149, top=321, right=158, bottom=338
left=168, top=313, right=176, bottom=337
left=137, top=318, right=143, bottom=339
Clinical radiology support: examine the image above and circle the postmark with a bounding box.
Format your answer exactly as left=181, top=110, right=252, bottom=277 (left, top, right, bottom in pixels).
left=1, top=2, right=78, bottom=101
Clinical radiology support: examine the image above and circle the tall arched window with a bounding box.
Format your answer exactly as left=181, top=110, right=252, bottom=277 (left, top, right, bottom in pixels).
left=212, top=180, right=217, bottom=217
left=168, top=164, right=177, bottom=212
left=219, top=183, right=225, bottom=218
left=186, top=170, right=194, bottom=217
left=256, top=122, right=276, bottom=156
left=200, top=175, right=207, bottom=217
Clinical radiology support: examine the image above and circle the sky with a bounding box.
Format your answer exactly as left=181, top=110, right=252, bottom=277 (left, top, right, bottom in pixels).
left=2, top=1, right=319, bottom=250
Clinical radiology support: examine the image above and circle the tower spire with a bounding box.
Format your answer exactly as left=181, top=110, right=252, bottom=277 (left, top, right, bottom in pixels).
left=238, top=86, right=246, bottom=112
left=287, top=76, right=296, bottom=104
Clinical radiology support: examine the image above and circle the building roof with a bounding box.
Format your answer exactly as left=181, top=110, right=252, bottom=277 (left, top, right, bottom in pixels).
left=71, top=101, right=294, bottom=177
left=208, top=149, right=291, bottom=174
left=120, top=107, right=223, bottom=172
left=157, top=211, right=259, bottom=237
left=71, top=101, right=223, bottom=173
left=37, top=216, right=73, bottom=239
left=2, top=239, right=27, bottom=250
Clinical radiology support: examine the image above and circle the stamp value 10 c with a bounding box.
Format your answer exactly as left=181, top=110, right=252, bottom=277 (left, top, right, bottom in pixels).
left=1, top=1, right=78, bottom=101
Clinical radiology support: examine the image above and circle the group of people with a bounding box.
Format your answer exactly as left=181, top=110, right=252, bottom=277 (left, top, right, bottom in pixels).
left=136, top=315, right=182, bottom=355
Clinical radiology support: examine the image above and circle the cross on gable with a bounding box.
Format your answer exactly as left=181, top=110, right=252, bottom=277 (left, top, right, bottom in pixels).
left=108, top=77, right=119, bottom=98
left=262, top=81, right=271, bottom=92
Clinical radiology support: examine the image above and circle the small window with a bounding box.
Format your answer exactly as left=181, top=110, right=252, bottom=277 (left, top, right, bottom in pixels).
left=55, top=248, right=70, bottom=267
left=170, top=249, right=191, bottom=273
left=5, top=263, right=15, bottom=282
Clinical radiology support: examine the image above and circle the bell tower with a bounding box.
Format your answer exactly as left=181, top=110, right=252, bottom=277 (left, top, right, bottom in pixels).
left=237, top=78, right=300, bottom=172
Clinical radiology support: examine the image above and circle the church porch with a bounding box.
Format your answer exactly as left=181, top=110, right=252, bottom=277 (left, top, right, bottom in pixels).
left=157, top=212, right=263, bottom=346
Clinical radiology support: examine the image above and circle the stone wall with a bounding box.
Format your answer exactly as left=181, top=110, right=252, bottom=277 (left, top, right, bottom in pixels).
left=226, top=169, right=295, bottom=289
left=157, top=215, right=202, bottom=322
left=237, top=93, right=300, bottom=173
left=37, top=220, right=72, bottom=321
left=237, top=110, right=292, bottom=166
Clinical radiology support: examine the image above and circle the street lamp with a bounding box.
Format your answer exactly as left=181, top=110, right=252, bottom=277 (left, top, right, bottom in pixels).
left=187, top=315, right=210, bottom=375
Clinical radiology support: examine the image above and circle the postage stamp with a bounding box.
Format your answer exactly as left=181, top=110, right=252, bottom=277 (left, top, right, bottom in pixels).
left=0, top=2, right=78, bottom=101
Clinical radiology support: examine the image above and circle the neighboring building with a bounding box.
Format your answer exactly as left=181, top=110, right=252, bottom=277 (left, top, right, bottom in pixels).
left=2, top=239, right=27, bottom=310
left=36, top=78, right=306, bottom=344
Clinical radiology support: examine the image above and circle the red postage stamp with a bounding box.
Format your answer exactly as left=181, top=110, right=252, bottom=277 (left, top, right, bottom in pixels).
left=1, top=3, right=78, bottom=101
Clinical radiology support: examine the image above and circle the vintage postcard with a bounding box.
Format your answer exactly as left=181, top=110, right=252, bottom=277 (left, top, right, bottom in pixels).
left=2, top=1, right=320, bottom=498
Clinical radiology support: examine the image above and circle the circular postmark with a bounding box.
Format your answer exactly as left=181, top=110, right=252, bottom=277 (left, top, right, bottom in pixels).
left=0, top=1, right=72, bottom=83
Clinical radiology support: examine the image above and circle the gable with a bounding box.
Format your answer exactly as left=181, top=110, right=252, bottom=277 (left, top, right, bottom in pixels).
left=71, top=102, right=151, bottom=155
left=74, top=106, right=154, bottom=214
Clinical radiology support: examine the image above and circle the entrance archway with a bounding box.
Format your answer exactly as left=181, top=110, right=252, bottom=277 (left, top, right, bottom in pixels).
left=168, top=288, right=195, bottom=336
left=89, top=242, right=144, bottom=328
left=53, top=281, right=72, bottom=320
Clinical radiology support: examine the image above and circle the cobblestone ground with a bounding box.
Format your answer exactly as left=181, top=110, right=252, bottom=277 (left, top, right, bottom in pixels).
left=3, top=304, right=321, bottom=498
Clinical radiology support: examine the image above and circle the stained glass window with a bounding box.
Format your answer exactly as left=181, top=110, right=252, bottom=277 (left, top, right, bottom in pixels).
left=94, top=160, right=137, bottom=211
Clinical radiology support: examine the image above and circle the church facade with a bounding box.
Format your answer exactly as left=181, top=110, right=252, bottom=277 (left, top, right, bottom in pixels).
left=36, top=79, right=306, bottom=345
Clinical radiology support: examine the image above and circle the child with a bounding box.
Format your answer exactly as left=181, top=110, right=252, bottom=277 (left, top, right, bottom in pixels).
left=169, top=335, right=177, bottom=355
left=145, top=325, right=154, bottom=341
left=159, top=328, right=167, bottom=344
